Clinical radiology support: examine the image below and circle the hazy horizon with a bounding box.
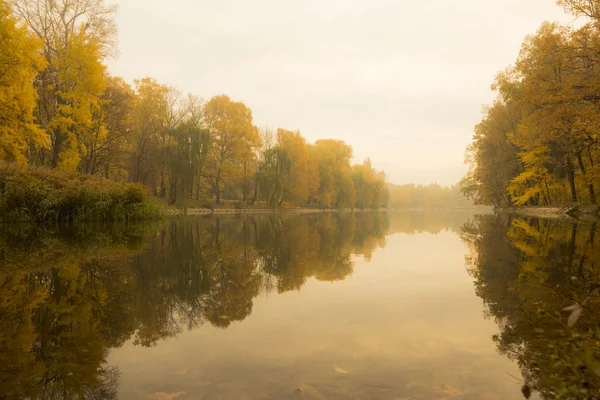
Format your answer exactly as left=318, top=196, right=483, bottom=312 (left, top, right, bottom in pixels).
left=107, top=0, right=575, bottom=186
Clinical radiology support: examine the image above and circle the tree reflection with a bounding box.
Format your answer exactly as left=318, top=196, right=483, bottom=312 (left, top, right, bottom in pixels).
left=0, top=211, right=477, bottom=399
left=0, top=213, right=394, bottom=398
left=463, top=215, right=600, bottom=399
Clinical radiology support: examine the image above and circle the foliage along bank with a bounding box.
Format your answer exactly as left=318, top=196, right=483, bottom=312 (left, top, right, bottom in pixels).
left=462, top=0, right=600, bottom=208
left=0, top=163, right=167, bottom=222
left=0, top=0, right=389, bottom=211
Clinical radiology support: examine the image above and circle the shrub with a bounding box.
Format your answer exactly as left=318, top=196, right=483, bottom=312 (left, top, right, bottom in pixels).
left=0, top=163, right=169, bottom=222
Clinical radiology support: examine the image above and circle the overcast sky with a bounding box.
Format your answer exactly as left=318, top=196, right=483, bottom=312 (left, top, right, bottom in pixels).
left=107, top=0, right=576, bottom=185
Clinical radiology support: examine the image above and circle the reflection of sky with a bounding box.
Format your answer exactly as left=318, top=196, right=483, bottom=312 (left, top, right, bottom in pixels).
left=107, top=0, right=575, bottom=186
left=108, top=229, right=527, bottom=400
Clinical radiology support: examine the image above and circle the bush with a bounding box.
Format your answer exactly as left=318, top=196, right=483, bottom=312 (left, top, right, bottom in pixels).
left=0, top=163, right=169, bottom=222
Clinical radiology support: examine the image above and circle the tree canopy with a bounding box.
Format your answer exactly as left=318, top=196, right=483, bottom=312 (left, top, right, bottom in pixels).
left=0, top=0, right=389, bottom=209
left=463, top=1, right=600, bottom=207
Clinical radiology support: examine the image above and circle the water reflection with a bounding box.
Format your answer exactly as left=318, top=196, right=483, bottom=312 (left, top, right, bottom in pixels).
left=462, top=215, right=600, bottom=399
left=0, top=213, right=395, bottom=399
left=1, top=211, right=552, bottom=400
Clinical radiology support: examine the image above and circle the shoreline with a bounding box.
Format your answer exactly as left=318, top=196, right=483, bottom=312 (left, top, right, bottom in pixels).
left=178, top=207, right=379, bottom=215
left=496, top=204, right=600, bottom=221
left=174, top=207, right=492, bottom=216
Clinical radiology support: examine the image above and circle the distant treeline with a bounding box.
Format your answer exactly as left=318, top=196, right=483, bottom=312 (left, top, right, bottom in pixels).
left=388, top=183, right=473, bottom=209
left=0, top=0, right=388, bottom=209
left=462, top=0, right=600, bottom=207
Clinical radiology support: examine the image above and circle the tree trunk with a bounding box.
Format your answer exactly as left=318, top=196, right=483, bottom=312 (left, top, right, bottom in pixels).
left=577, top=152, right=597, bottom=204
left=160, top=171, right=167, bottom=198
left=567, top=158, right=578, bottom=203
left=215, top=173, right=221, bottom=204
left=249, top=178, right=258, bottom=205
left=544, top=179, right=552, bottom=206
left=243, top=161, right=248, bottom=202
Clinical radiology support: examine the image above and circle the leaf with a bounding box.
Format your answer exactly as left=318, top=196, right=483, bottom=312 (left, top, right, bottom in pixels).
left=218, top=315, right=229, bottom=320
left=568, top=307, right=583, bottom=328
left=563, top=304, right=583, bottom=327
left=334, top=367, right=349, bottom=374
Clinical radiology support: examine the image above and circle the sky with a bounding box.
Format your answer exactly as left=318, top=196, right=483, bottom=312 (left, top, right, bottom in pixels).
left=107, top=0, right=577, bottom=186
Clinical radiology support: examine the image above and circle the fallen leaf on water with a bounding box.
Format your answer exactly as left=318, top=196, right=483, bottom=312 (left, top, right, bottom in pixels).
left=334, top=366, right=349, bottom=374
left=297, top=384, right=327, bottom=400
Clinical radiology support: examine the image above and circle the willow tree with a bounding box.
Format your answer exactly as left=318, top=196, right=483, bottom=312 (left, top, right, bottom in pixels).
left=131, top=78, right=170, bottom=191
left=255, top=147, right=291, bottom=207
left=167, top=120, right=210, bottom=205
left=312, top=139, right=355, bottom=208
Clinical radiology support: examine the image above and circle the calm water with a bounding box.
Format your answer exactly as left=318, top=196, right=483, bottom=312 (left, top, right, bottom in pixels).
left=1, top=212, right=597, bottom=399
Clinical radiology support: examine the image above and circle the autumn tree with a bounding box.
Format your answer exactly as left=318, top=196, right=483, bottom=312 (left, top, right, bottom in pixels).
left=11, top=0, right=117, bottom=168
left=93, top=76, right=137, bottom=179
left=276, top=128, right=312, bottom=204
left=203, top=95, right=260, bottom=203
left=0, top=0, right=47, bottom=164
left=166, top=118, right=210, bottom=205
left=352, top=159, right=388, bottom=209
left=463, top=14, right=600, bottom=207
left=255, top=146, right=291, bottom=207
left=49, top=30, right=107, bottom=171
left=130, top=78, right=170, bottom=191
left=312, top=139, right=355, bottom=208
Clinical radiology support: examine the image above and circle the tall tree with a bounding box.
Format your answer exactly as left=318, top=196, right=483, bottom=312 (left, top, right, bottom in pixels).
left=130, top=78, right=169, bottom=192
left=203, top=95, right=259, bottom=204
left=11, top=0, right=117, bottom=167
left=0, top=0, right=47, bottom=164
left=277, top=128, right=312, bottom=205
left=48, top=30, right=106, bottom=171
left=93, top=76, right=137, bottom=179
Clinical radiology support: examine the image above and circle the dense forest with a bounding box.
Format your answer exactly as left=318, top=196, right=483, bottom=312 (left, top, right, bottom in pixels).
left=0, top=0, right=388, bottom=209
left=462, top=0, right=600, bottom=207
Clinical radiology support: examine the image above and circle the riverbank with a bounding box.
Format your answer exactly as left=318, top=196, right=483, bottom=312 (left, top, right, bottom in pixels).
left=179, top=207, right=383, bottom=215
left=496, top=204, right=600, bottom=221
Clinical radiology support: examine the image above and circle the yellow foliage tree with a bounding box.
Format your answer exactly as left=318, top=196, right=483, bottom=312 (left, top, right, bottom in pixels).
left=0, top=0, right=48, bottom=163
left=48, top=30, right=106, bottom=172
left=276, top=128, right=312, bottom=204
left=203, top=95, right=259, bottom=203
left=131, top=77, right=170, bottom=190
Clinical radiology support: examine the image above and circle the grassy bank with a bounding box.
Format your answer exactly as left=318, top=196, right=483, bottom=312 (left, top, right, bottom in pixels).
left=0, top=164, right=170, bottom=222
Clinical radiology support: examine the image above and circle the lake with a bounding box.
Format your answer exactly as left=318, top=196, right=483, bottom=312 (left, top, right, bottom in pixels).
left=1, top=211, right=597, bottom=399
